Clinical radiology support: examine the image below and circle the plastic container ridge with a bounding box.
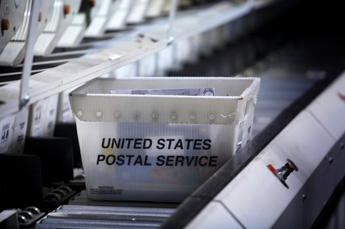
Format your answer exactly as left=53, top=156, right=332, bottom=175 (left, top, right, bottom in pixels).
left=69, top=76, right=260, bottom=202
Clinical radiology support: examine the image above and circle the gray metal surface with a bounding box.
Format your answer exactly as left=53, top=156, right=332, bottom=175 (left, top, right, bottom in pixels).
left=36, top=205, right=175, bottom=228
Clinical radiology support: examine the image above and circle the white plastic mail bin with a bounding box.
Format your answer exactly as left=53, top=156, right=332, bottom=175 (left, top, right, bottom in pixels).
left=69, top=77, right=260, bottom=202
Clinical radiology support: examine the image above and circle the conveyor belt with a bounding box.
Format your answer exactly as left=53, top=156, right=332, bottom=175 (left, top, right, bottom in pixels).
left=36, top=30, right=345, bottom=229
left=36, top=205, right=175, bottom=229
left=4, top=0, right=345, bottom=227
left=162, top=36, right=345, bottom=229
left=35, top=42, right=339, bottom=228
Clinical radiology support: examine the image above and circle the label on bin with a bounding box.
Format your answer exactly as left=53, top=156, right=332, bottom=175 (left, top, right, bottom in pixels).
left=110, top=88, right=215, bottom=96
left=77, top=121, right=236, bottom=202
left=0, top=116, right=14, bottom=153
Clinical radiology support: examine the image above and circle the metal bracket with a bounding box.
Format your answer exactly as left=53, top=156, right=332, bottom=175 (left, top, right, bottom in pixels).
left=167, top=0, right=177, bottom=46
left=19, top=0, right=41, bottom=110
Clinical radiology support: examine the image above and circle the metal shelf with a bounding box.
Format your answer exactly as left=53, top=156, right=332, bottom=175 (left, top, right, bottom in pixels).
left=0, top=1, right=273, bottom=119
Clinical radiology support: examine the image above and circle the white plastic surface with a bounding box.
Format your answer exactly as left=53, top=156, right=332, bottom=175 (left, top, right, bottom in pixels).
left=138, top=54, right=157, bottom=76
left=0, top=42, right=25, bottom=66
left=127, top=0, right=151, bottom=24
left=0, top=116, right=15, bottom=153
left=106, top=0, right=132, bottom=30
left=146, top=0, right=165, bottom=18
left=215, top=111, right=335, bottom=228
left=307, top=73, right=345, bottom=141
left=57, top=14, right=86, bottom=47
left=70, top=77, right=260, bottom=201
left=186, top=201, right=242, bottom=229
left=174, top=39, right=192, bottom=64
left=275, top=111, right=335, bottom=177
left=0, top=107, right=28, bottom=154
left=0, top=0, right=25, bottom=54
left=11, top=107, right=29, bottom=154
left=34, top=0, right=81, bottom=55
left=70, top=77, right=260, bottom=125
left=275, top=111, right=337, bottom=227
left=157, top=46, right=174, bottom=75
left=84, top=0, right=112, bottom=37
left=44, top=94, right=58, bottom=136
left=0, top=0, right=54, bottom=65
left=57, top=88, right=77, bottom=123
left=215, top=143, right=300, bottom=228
left=28, top=94, right=58, bottom=137
left=113, top=62, right=138, bottom=78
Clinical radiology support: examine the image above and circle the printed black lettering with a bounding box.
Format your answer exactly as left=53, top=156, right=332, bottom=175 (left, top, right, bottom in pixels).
left=157, top=139, right=165, bottom=149
left=193, top=139, right=202, bottom=150
left=199, top=156, right=208, bottom=166
left=102, top=138, right=110, bottom=148
left=17, top=135, right=24, bottom=142
left=127, top=155, right=134, bottom=165
left=126, top=138, right=134, bottom=148
left=185, top=139, right=193, bottom=150
left=111, top=138, right=121, bottom=148
left=121, top=138, right=125, bottom=148
left=97, top=155, right=105, bottom=165
left=175, top=156, right=184, bottom=166
left=166, top=139, right=174, bottom=149
left=166, top=155, right=174, bottom=166
left=116, top=155, right=125, bottom=165
left=106, top=155, right=116, bottom=165
left=133, top=156, right=143, bottom=166
left=209, top=156, right=218, bottom=166
left=203, top=139, right=212, bottom=150
left=143, top=139, right=152, bottom=149
left=156, top=155, right=165, bottom=166
left=186, top=156, right=195, bottom=166
left=174, top=139, right=183, bottom=150
left=144, top=156, right=152, bottom=166
left=19, top=122, right=25, bottom=129
left=134, top=138, right=143, bottom=149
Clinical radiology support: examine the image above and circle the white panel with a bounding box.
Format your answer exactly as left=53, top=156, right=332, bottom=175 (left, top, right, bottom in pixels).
left=44, top=94, right=59, bottom=137
left=28, top=99, right=45, bottom=137
left=11, top=107, right=29, bottom=154
left=215, top=111, right=335, bottom=228
left=57, top=14, right=86, bottom=47
left=215, top=142, right=303, bottom=228
left=84, top=17, right=108, bottom=37
left=33, top=33, right=56, bottom=56
left=57, top=87, right=77, bottom=123
left=186, top=201, right=242, bottom=229
left=307, top=73, right=345, bottom=140
left=276, top=111, right=335, bottom=176
left=57, top=25, right=85, bottom=47
left=106, top=10, right=128, bottom=30
left=276, top=110, right=336, bottom=227
left=138, top=54, right=157, bottom=76
left=146, top=0, right=164, bottom=18
left=127, top=0, right=150, bottom=24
